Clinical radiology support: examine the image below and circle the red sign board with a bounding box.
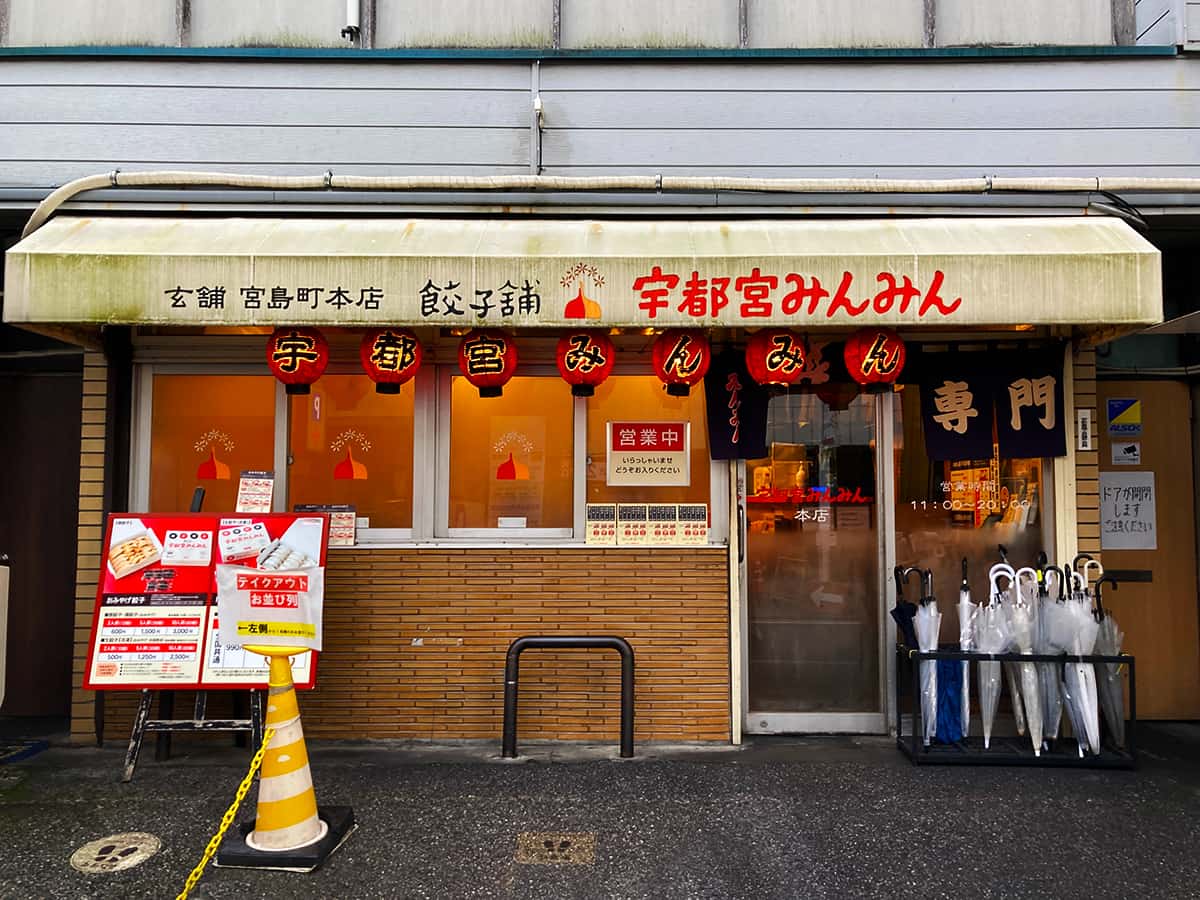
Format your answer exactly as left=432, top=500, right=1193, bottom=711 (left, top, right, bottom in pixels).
left=84, top=512, right=329, bottom=691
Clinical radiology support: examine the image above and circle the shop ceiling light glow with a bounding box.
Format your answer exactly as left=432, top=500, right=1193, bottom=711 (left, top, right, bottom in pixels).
left=458, top=329, right=518, bottom=398
left=360, top=328, right=422, bottom=394
left=651, top=329, right=711, bottom=397
left=555, top=330, right=616, bottom=397
left=266, top=327, right=329, bottom=395
left=745, top=328, right=806, bottom=386
left=843, top=327, right=906, bottom=393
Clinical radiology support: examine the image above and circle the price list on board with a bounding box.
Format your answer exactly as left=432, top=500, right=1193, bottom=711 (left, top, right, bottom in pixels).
left=90, top=594, right=207, bottom=685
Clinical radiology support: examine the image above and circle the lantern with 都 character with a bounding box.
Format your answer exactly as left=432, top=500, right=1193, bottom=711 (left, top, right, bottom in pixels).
left=458, top=329, right=518, bottom=398
left=360, top=328, right=422, bottom=394
left=745, top=328, right=806, bottom=386
left=266, top=327, right=329, bottom=395
left=555, top=330, right=615, bottom=397
left=843, top=327, right=906, bottom=393
left=651, top=329, right=711, bottom=397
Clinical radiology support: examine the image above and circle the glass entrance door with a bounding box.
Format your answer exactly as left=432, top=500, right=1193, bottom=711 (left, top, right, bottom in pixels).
left=743, top=390, right=885, bottom=733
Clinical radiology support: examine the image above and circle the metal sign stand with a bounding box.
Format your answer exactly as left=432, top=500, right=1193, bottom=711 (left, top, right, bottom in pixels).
left=122, top=688, right=264, bottom=783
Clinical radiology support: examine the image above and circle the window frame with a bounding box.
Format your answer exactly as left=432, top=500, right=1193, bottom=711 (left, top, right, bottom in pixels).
left=131, top=358, right=729, bottom=547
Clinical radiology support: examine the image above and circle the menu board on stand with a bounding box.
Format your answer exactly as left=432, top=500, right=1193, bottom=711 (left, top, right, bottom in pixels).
left=85, top=513, right=329, bottom=692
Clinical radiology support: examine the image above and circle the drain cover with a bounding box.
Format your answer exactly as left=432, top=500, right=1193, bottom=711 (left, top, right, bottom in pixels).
left=70, top=832, right=161, bottom=874
left=515, top=832, right=596, bottom=865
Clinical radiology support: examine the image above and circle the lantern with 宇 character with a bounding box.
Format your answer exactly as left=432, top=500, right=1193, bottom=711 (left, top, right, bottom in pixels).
left=555, top=330, right=615, bottom=397
left=745, top=328, right=806, bottom=387
left=651, top=329, right=711, bottom=397
left=266, top=327, right=329, bottom=395
left=843, top=327, right=906, bottom=393
left=458, top=329, right=518, bottom=398
left=360, top=328, right=422, bottom=394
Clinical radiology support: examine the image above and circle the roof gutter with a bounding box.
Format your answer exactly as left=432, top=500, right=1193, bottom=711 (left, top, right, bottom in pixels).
left=24, top=170, right=1200, bottom=239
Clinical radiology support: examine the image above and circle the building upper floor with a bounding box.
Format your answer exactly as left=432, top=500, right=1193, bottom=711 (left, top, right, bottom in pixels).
left=0, top=0, right=1186, bottom=52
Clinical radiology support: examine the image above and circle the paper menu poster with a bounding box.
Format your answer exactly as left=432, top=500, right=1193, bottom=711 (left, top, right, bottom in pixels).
left=585, top=503, right=617, bottom=545
left=647, top=504, right=680, bottom=544
left=293, top=504, right=356, bottom=547
left=677, top=504, right=709, bottom=544
left=616, top=504, right=649, bottom=545
left=235, top=470, right=275, bottom=514
left=88, top=594, right=206, bottom=686
left=200, top=607, right=313, bottom=685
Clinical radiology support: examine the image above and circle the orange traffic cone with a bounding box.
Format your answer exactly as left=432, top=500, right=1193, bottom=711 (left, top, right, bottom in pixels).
left=245, top=651, right=326, bottom=852
left=217, top=649, right=355, bottom=872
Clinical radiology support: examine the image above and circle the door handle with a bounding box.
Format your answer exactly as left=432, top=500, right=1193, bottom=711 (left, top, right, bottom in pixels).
left=737, top=504, right=745, bottom=564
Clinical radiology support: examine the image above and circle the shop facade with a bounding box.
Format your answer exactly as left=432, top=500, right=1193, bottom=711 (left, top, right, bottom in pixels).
left=3, top=212, right=1159, bottom=744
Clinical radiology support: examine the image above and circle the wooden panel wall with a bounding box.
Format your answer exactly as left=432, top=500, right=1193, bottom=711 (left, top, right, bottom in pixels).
left=1074, top=347, right=1101, bottom=561
left=71, top=547, right=733, bottom=744
left=68, top=352, right=108, bottom=742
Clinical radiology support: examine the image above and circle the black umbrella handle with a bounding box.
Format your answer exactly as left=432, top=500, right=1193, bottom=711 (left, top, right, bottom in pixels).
left=893, top=566, right=906, bottom=602
left=1095, top=576, right=1119, bottom=619
left=1073, top=552, right=1094, bottom=574
left=961, top=558, right=969, bottom=590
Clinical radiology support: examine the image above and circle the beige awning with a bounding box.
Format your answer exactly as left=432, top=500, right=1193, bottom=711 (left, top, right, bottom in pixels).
left=4, top=215, right=1161, bottom=334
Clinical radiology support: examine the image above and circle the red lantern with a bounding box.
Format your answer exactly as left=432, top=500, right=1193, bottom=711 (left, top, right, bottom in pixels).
left=745, top=328, right=806, bottom=386
left=266, top=327, right=329, bottom=395
left=652, top=329, right=711, bottom=397
left=458, top=329, right=518, bottom=398
left=555, top=330, right=615, bottom=397
left=843, top=327, right=906, bottom=393
left=360, top=328, right=422, bottom=394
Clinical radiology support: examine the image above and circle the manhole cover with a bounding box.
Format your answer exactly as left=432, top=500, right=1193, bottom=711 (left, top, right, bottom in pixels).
left=70, top=832, right=161, bottom=874
left=515, top=832, right=596, bottom=866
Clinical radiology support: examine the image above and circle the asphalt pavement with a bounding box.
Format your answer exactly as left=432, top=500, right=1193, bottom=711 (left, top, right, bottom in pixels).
left=0, top=726, right=1197, bottom=900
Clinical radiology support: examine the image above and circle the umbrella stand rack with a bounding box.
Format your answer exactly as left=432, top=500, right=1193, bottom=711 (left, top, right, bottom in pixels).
left=896, top=647, right=1137, bottom=769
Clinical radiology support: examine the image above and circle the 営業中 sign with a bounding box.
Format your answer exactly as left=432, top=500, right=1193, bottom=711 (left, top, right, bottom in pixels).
left=606, top=422, right=690, bottom=487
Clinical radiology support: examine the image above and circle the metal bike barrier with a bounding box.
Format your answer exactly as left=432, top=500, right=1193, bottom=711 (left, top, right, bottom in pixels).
left=502, top=635, right=635, bottom=759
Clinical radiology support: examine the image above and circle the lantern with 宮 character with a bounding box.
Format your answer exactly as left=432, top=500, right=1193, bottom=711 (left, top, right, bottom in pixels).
left=266, top=327, right=329, bottom=395
left=555, top=330, right=615, bottom=397
left=745, top=328, right=806, bottom=386
left=843, top=327, right=906, bottom=393
left=360, top=328, right=422, bottom=394
left=652, top=329, right=711, bottom=397
left=458, top=329, right=518, bottom=398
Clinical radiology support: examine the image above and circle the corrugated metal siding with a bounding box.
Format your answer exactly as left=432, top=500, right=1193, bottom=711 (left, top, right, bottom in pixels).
left=2, top=56, right=1200, bottom=187
left=190, top=0, right=346, bottom=48
left=5, top=0, right=177, bottom=48
left=938, top=0, right=1114, bottom=47
left=746, top=0, right=925, bottom=49
left=374, top=0, right=554, bottom=48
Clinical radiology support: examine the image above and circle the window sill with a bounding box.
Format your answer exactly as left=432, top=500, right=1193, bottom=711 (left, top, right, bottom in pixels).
left=327, top=540, right=728, bottom=551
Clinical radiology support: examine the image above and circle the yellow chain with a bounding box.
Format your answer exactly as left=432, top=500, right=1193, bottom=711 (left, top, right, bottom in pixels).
left=175, top=726, right=276, bottom=900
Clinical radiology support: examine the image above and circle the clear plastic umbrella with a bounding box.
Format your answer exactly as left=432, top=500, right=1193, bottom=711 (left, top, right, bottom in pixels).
left=1011, top=567, right=1044, bottom=756
left=1093, top=577, right=1126, bottom=748
left=915, top=570, right=942, bottom=746
left=977, top=564, right=1016, bottom=749
left=1063, top=561, right=1102, bottom=755
left=957, top=559, right=977, bottom=740
left=1036, top=565, right=1066, bottom=747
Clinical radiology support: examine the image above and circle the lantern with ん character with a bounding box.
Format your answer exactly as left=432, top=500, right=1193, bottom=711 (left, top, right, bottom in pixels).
left=555, top=330, right=615, bottom=397
left=458, top=329, right=518, bottom=398
left=266, top=327, right=329, bottom=395
left=745, top=328, right=806, bottom=387
left=360, top=328, right=422, bottom=394
left=651, top=329, right=711, bottom=397
left=843, top=327, right=906, bottom=393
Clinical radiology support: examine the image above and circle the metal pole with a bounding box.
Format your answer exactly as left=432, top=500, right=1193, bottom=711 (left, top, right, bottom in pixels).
left=501, top=643, right=521, bottom=758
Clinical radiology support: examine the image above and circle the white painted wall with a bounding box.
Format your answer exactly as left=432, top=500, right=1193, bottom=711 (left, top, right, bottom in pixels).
left=1135, top=0, right=1178, bottom=44
left=938, top=0, right=1114, bottom=46
left=748, top=0, right=924, bottom=49
left=190, top=0, right=345, bottom=48
left=6, top=0, right=177, bottom=47
left=561, top=0, right=739, bottom=48
left=375, top=0, right=554, bottom=48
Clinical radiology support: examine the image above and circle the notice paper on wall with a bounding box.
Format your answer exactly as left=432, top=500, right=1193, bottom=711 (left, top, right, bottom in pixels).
left=294, top=504, right=357, bottom=547
left=1100, top=470, right=1157, bottom=550
left=585, top=504, right=617, bottom=545
left=235, top=470, right=275, bottom=513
